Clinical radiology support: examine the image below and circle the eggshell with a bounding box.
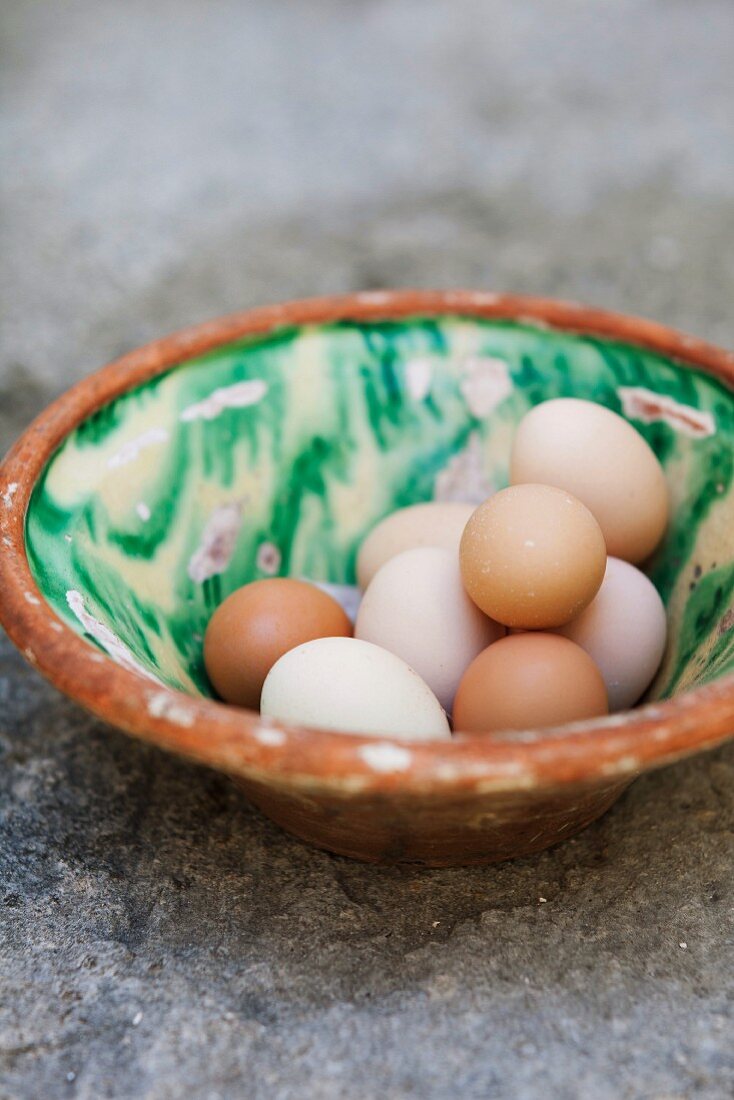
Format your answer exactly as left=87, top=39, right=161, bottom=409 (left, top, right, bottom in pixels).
left=510, top=398, right=669, bottom=563
left=356, top=501, right=476, bottom=590
left=556, top=557, right=667, bottom=710
left=459, top=484, right=607, bottom=628
left=260, top=637, right=451, bottom=740
left=203, top=578, right=352, bottom=708
left=453, top=633, right=608, bottom=733
left=355, top=547, right=504, bottom=712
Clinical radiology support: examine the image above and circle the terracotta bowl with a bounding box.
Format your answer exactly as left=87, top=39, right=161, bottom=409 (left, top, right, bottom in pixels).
left=1, top=291, right=733, bottom=866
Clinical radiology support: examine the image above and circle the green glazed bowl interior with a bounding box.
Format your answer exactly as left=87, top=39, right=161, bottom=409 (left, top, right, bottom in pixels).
left=25, top=311, right=734, bottom=705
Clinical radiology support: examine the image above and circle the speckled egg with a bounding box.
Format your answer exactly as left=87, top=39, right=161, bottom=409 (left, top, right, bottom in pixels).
left=459, top=484, right=607, bottom=628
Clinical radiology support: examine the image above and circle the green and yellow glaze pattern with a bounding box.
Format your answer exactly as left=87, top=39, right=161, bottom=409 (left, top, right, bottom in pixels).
left=26, top=318, right=734, bottom=703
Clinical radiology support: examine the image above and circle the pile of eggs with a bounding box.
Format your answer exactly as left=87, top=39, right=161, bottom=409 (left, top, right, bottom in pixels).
left=203, top=398, right=669, bottom=741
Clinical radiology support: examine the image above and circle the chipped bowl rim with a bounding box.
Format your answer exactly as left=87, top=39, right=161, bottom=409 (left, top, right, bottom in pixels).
left=1, top=289, right=734, bottom=795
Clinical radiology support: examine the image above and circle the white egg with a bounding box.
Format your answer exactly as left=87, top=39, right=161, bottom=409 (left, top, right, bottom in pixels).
left=355, top=547, right=504, bottom=712
left=260, top=636, right=451, bottom=740
left=556, top=557, right=667, bottom=710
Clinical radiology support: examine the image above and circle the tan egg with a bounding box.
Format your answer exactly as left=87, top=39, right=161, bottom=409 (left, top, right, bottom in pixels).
left=356, top=501, right=476, bottom=590
left=453, top=633, right=608, bottom=733
left=459, top=484, right=607, bottom=629
left=260, top=637, right=451, bottom=740
left=510, top=398, right=669, bottom=563
left=556, top=557, right=667, bottom=711
left=355, top=547, right=504, bottom=712
left=203, top=578, right=352, bottom=709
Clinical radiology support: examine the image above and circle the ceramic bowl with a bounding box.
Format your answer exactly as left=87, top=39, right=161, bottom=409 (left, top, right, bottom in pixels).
left=1, top=291, right=733, bottom=866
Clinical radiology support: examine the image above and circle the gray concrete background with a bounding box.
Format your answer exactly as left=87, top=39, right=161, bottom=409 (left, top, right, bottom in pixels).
left=2, top=2, right=734, bottom=1097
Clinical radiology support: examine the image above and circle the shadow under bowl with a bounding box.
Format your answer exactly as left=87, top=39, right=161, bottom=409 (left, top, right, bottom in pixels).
left=1, top=291, right=733, bottom=865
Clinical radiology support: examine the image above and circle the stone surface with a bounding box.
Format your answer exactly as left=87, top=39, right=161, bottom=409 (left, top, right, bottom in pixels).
left=1, top=1, right=734, bottom=1096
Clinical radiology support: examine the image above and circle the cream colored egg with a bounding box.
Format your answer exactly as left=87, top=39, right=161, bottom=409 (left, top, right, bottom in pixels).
left=556, top=557, right=667, bottom=710
left=260, top=637, right=451, bottom=740
left=356, top=501, right=476, bottom=590
left=355, top=547, right=504, bottom=712
left=510, top=398, right=669, bottom=563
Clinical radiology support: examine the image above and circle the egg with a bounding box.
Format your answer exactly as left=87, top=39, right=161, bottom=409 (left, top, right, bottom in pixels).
left=556, top=556, right=667, bottom=710
left=260, top=637, right=451, bottom=740
left=453, top=633, right=608, bottom=733
left=459, top=484, right=607, bottom=628
left=510, top=398, right=669, bottom=563
left=355, top=547, right=504, bottom=712
left=356, top=501, right=476, bottom=590
left=203, top=578, right=352, bottom=708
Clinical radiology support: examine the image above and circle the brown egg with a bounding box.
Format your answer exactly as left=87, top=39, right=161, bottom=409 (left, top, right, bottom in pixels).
left=453, top=633, right=608, bottom=733
left=459, top=484, right=607, bottom=628
left=203, top=578, right=352, bottom=708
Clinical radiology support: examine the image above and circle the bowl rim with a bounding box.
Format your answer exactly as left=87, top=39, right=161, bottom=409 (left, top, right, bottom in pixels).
left=1, top=288, right=733, bottom=796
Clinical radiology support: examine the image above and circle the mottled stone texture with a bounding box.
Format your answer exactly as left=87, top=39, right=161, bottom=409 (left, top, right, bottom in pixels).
left=1, top=1, right=734, bottom=1097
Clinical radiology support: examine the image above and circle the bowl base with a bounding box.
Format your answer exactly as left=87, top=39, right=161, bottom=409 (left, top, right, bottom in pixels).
left=237, top=776, right=630, bottom=866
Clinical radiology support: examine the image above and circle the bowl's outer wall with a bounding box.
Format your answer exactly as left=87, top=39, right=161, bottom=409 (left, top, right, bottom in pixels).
left=2, top=291, right=734, bottom=865
left=237, top=774, right=631, bottom=866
